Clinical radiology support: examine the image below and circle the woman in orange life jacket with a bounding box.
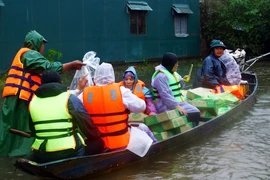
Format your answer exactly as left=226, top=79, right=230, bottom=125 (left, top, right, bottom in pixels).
left=0, top=30, right=85, bottom=157
left=119, top=66, right=158, bottom=143
left=80, top=63, right=146, bottom=150
left=120, top=66, right=158, bottom=116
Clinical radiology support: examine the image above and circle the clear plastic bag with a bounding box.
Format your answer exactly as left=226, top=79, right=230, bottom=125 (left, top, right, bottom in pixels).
left=69, top=51, right=100, bottom=90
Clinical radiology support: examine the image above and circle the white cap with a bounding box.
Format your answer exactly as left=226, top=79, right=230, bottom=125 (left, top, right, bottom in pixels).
left=94, top=62, right=115, bottom=86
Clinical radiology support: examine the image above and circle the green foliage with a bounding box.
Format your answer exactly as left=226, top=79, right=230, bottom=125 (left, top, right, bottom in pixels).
left=44, top=49, right=63, bottom=63
left=201, top=0, right=270, bottom=55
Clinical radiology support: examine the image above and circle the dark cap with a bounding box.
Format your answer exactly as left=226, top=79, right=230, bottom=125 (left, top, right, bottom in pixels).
left=210, top=40, right=226, bottom=49
left=41, top=70, right=62, bottom=84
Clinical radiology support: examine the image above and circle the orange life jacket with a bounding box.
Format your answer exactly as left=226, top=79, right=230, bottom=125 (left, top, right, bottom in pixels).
left=211, top=84, right=247, bottom=99
left=83, top=83, right=130, bottom=150
left=2, top=48, right=41, bottom=103
left=119, top=80, right=145, bottom=101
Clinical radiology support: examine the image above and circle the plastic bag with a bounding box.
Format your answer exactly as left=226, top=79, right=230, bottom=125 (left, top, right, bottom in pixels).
left=126, top=126, right=153, bottom=157
left=69, top=51, right=100, bottom=90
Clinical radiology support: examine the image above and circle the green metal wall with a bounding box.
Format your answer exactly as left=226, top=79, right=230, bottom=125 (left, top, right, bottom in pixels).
left=0, top=0, right=200, bottom=72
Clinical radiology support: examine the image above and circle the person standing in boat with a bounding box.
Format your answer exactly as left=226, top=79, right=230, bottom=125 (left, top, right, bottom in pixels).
left=0, top=30, right=85, bottom=157
left=151, top=52, right=200, bottom=126
left=81, top=63, right=146, bottom=151
left=193, top=40, right=231, bottom=89
left=28, top=70, right=103, bottom=163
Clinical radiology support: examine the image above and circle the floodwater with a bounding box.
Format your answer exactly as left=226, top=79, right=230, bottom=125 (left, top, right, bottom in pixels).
left=0, top=60, right=269, bottom=180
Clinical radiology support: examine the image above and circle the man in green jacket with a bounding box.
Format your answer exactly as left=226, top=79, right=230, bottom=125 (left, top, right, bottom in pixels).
left=0, top=30, right=85, bottom=157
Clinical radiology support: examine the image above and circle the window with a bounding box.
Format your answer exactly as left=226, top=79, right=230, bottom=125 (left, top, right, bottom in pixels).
left=126, top=1, right=152, bottom=35
left=172, top=4, right=193, bottom=37
left=130, top=11, right=147, bottom=35
left=174, top=14, right=188, bottom=36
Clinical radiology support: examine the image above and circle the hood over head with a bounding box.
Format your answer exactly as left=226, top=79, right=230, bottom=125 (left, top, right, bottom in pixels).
left=161, top=52, right=178, bottom=73
left=24, top=30, right=47, bottom=51
left=122, top=66, right=138, bottom=91
left=94, top=62, right=115, bottom=86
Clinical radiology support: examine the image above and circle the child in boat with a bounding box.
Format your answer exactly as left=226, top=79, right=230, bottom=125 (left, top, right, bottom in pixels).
left=120, top=66, right=158, bottom=116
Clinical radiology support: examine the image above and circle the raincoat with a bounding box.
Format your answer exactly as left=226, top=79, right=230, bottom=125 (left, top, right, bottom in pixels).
left=0, top=30, right=63, bottom=156
left=121, top=66, right=157, bottom=115
left=152, top=65, right=200, bottom=126
left=193, top=52, right=230, bottom=89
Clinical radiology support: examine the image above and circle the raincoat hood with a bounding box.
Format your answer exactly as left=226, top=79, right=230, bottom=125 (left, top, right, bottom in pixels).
left=24, top=30, right=47, bottom=51
left=122, top=66, right=138, bottom=91
left=94, top=62, right=115, bottom=86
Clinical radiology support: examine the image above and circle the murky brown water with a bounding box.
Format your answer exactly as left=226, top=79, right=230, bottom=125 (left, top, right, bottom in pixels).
left=0, top=60, right=269, bottom=180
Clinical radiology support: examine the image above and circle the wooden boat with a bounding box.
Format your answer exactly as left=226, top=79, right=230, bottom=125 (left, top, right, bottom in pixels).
left=15, top=72, right=258, bottom=180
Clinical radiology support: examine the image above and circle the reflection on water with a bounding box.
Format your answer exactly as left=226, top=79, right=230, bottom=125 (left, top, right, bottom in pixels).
left=1, top=61, right=270, bottom=180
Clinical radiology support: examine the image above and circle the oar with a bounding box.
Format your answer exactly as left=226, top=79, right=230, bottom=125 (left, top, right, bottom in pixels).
left=9, top=128, right=32, bottom=138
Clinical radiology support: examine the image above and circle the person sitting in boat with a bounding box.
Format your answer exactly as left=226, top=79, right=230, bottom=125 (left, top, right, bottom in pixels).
left=119, top=66, right=158, bottom=143
left=120, top=66, right=157, bottom=116
left=81, top=63, right=146, bottom=151
left=193, top=40, right=231, bottom=89
left=219, top=49, right=242, bottom=85
left=151, top=52, right=200, bottom=126
left=0, top=30, right=86, bottom=157
left=28, top=70, right=103, bottom=163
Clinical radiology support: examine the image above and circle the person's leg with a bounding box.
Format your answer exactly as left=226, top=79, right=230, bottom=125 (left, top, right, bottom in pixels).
left=84, top=138, right=104, bottom=155
left=180, top=101, right=200, bottom=126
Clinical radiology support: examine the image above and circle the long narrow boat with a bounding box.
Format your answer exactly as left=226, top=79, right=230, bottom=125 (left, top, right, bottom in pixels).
left=15, top=72, right=258, bottom=180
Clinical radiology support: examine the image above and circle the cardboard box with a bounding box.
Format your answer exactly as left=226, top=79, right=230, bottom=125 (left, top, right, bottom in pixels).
left=128, top=113, right=147, bottom=122
left=200, top=109, right=216, bottom=118
left=144, top=109, right=180, bottom=126
left=187, top=99, right=218, bottom=115
left=149, top=116, right=188, bottom=133
left=170, top=122, right=193, bottom=135
left=153, top=131, right=172, bottom=141
left=186, top=87, right=213, bottom=100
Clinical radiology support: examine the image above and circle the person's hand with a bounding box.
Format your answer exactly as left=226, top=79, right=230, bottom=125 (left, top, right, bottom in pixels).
left=71, top=60, right=86, bottom=70
left=183, top=75, right=190, bottom=83
left=77, top=74, right=89, bottom=91
left=175, top=105, right=187, bottom=116
left=62, top=60, right=86, bottom=72
left=149, top=112, right=157, bottom=116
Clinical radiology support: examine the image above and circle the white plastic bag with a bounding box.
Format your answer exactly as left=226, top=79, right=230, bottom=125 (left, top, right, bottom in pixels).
left=126, top=126, right=153, bottom=157
left=69, top=51, right=100, bottom=90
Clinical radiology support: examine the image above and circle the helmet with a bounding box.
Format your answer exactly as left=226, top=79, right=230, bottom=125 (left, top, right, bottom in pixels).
left=210, top=40, right=226, bottom=49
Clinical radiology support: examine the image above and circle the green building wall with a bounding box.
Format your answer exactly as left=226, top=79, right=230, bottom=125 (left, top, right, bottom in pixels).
left=0, top=0, right=200, bottom=72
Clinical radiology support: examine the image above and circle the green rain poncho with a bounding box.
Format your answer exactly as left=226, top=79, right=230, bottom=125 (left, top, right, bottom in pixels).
left=0, top=30, right=63, bottom=156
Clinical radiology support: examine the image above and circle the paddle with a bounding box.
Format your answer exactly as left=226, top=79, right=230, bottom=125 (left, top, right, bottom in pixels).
left=9, top=128, right=32, bottom=138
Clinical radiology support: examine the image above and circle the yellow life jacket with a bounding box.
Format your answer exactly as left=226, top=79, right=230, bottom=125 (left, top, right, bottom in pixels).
left=152, top=68, right=184, bottom=103
left=29, top=92, right=85, bottom=152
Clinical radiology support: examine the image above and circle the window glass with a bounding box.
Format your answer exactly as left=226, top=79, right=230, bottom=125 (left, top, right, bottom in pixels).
left=130, top=11, right=146, bottom=35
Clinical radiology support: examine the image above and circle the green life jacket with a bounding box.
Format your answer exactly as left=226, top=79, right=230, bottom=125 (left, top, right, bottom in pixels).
left=152, top=68, right=184, bottom=103
left=29, top=92, right=85, bottom=152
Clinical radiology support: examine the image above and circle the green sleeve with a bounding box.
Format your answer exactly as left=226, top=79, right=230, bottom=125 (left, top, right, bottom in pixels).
left=21, top=50, right=63, bottom=74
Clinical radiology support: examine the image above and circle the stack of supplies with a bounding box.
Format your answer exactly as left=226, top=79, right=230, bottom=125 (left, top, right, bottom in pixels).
left=128, top=112, right=147, bottom=122
left=144, top=109, right=193, bottom=141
